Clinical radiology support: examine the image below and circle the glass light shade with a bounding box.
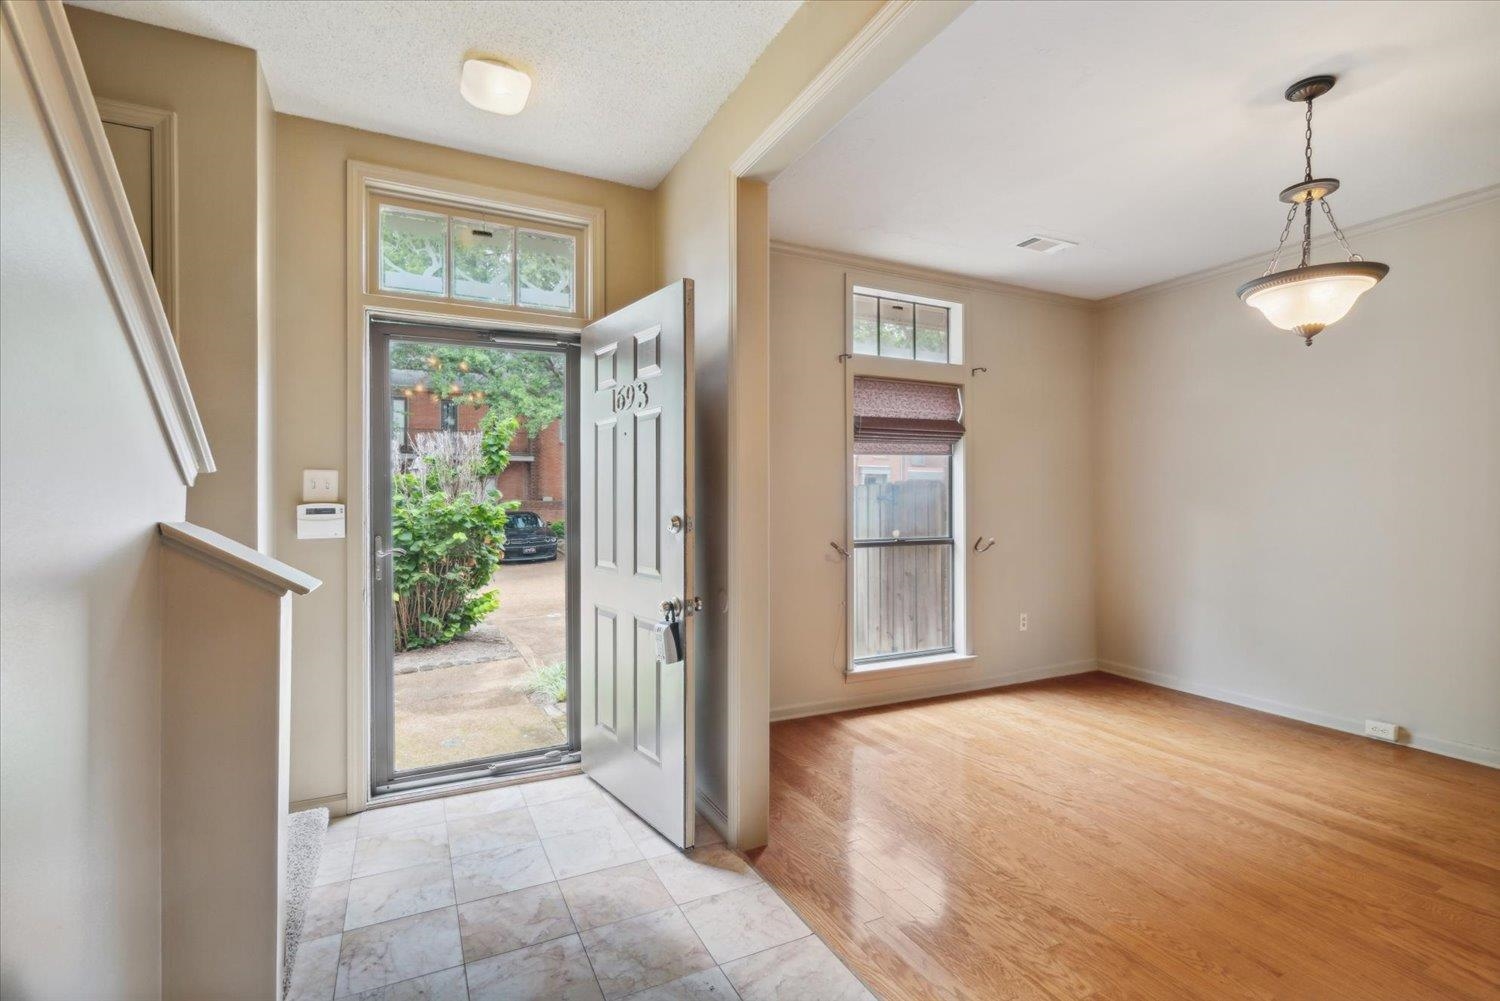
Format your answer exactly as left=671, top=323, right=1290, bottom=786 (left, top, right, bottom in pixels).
left=460, top=58, right=532, bottom=116
left=1237, top=261, right=1389, bottom=340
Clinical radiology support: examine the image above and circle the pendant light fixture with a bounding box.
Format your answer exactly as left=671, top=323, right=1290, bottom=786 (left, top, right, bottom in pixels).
left=1236, top=76, right=1388, bottom=345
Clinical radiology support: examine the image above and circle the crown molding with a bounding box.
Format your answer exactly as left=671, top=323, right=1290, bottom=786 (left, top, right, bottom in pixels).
left=3, top=0, right=214, bottom=485
left=1098, top=185, right=1500, bottom=310
left=769, top=239, right=1093, bottom=310
left=776, top=187, right=1499, bottom=317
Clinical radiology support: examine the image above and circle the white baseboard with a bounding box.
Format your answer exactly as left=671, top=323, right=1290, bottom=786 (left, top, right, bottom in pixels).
left=290, top=793, right=349, bottom=818
left=769, top=659, right=1097, bottom=723
left=1099, top=660, right=1499, bottom=769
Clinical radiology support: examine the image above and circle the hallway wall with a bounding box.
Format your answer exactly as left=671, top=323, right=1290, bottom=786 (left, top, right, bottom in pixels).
left=1, top=20, right=186, bottom=994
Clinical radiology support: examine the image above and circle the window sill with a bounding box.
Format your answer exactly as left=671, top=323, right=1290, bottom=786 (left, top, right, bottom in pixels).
left=845, top=652, right=977, bottom=682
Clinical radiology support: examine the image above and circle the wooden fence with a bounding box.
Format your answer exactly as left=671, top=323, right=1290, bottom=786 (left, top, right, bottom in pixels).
left=852, top=480, right=953, bottom=659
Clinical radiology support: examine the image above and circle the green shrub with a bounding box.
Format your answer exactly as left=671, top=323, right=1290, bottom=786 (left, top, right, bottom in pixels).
left=477, top=408, right=520, bottom=479
left=527, top=662, right=568, bottom=704
left=391, top=473, right=515, bottom=651
left=549, top=519, right=565, bottom=539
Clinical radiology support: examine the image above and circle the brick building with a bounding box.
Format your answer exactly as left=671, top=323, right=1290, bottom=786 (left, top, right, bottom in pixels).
left=393, top=372, right=566, bottom=524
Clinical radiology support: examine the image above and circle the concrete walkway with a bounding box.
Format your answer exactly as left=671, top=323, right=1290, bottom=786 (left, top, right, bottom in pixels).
left=392, top=559, right=567, bottom=771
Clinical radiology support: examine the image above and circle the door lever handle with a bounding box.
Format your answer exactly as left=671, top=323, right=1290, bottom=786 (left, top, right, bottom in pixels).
left=373, top=535, right=406, bottom=581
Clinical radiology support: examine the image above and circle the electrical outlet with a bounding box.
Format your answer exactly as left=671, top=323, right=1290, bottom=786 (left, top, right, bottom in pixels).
left=1019, top=612, right=1028, bottom=632
left=1364, top=719, right=1399, bottom=742
left=303, top=469, right=339, bottom=503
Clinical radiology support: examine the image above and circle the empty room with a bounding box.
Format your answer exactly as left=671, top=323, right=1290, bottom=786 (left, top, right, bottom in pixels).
left=1, top=1, right=1496, bottom=999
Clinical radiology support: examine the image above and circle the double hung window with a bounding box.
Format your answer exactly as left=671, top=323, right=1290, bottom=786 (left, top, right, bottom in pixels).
left=850, top=377, right=965, bottom=663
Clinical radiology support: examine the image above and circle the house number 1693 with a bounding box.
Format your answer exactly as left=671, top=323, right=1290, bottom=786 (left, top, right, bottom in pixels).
left=611, top=380, right=650, bottom=413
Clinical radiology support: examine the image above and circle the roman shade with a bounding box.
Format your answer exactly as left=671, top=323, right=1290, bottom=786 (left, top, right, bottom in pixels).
left=852, top=377, right=964, bottom=454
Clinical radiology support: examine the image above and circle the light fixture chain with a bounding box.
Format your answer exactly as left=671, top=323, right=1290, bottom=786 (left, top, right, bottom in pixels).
left=1299, top=98, right=1315, bottom=267
left=1318, top=198, right=1363, bottom=262
left=1301, top=199, right=1313, bottom=267
left=1264, top=203, right=1299, bottom=276
left=1304, top=99, right=1314, bottom=182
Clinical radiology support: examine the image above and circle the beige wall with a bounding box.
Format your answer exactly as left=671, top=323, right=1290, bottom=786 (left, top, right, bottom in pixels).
left=768, top=247, right=1097, bottom=716
left=657, top=0, right=884, bottom=845
left=274, top=115, right=658, bottom=806
left=1094, top=194, right=1500, bottom=765
left=161, top=548, right=293, bottom=999
left=68, top=7, right=271, bottom=550
left=1, top=20, right=185, bottom=995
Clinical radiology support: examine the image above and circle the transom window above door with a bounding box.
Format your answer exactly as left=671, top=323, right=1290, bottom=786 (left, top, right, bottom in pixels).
left=371, top=194, right=586, bottom=319
left=851, top=287, right=962, bottom=363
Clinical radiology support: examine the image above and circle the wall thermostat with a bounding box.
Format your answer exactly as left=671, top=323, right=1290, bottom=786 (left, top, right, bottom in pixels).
left=297, top=502, right=345, bottom=540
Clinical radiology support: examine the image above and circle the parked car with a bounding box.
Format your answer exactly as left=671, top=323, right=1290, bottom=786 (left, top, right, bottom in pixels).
left=501, top=510, right=558, bottom=562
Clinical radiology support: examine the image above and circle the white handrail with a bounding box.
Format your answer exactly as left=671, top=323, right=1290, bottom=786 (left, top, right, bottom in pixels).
left=159, top=522, right=320, bottom=596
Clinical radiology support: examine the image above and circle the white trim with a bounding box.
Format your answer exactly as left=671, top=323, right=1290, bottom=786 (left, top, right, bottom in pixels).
left=159, top=522, right=321, bottom=596
left=774, top=239, right=1090, bottom=310
left=841, top=271, right=973, bottom=675
left=345, top=160, right=607, bottom=815
left=3, top=0, right=214, bottom=486
left=1098, top=660, right=1500, bottom=769
left=848, top=273, right=967, bottom=364
left=352, top=160, right=605, bottom=331
left=771, top=659, right=1097, bottom=722
left=290, top=793, right=349, bottom=819
left=847, top=652, right=977, bottom=681
left=1098, top=185, right=1500, bottom=309
left=94, top=97, right=178, bottom=338
left=775, top=189, right=1500, bottom=314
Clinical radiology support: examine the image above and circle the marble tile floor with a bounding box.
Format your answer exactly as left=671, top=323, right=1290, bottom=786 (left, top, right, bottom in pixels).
left=290, top=774, right=875, bottom=1001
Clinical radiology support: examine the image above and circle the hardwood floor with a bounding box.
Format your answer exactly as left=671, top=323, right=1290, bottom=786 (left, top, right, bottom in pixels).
left=753, top=672, right=1500, bottom=1000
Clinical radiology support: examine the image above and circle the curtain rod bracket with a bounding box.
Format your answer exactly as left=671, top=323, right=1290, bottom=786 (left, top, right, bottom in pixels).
left=971, top=367, right=988, bottom=376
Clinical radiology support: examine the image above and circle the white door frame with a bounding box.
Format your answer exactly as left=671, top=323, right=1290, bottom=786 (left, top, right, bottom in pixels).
left=343, top=162, right=605, bottom=814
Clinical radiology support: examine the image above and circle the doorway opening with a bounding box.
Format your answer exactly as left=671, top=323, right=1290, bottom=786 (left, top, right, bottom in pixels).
left=369, top=319, right=579, bottom=796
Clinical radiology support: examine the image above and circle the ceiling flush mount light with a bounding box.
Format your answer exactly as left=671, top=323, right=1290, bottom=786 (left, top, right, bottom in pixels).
left=460, top=56, right=532, bottom=116
left=1236, top=76, right=1388, bottom=346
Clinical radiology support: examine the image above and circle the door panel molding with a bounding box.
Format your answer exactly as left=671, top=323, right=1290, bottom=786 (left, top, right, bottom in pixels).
left=95, top=97, right=177, bottom=338
left=579, top=281, right=695, bottom=846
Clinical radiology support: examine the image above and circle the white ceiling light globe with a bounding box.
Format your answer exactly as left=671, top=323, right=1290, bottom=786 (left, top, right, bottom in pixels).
left=460, top=57, right=532, bottom=116
left=1236, top=261, right=1389, bottom=343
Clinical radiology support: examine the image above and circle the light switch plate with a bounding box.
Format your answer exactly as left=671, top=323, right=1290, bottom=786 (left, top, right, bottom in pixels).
left=303, top=469, right=339, bottom=502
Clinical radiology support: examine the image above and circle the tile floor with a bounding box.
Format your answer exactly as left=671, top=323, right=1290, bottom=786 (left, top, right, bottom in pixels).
left=289, top=774, right=875, bottom=1000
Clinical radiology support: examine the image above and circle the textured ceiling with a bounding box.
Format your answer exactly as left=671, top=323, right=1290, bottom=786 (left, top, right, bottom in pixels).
left=770, top=1, right=1500, bottom=299
left=68, top=0, right=802, bottom=188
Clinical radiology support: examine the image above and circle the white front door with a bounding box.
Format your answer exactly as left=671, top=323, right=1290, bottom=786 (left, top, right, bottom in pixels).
left=579, top=280, right=696, bottom=847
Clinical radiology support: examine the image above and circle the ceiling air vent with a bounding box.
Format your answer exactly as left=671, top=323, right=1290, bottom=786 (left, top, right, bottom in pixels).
left=1016, top=235, right=1078, bottom=255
